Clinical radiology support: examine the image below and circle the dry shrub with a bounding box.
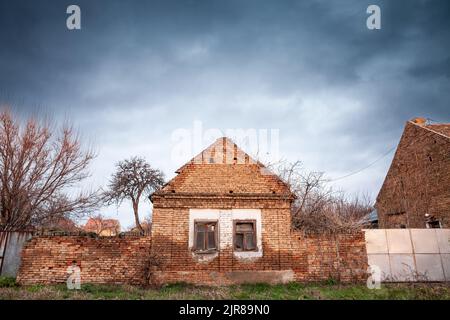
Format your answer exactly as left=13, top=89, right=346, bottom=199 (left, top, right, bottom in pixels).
left=270, top=160, right=373, bottom=233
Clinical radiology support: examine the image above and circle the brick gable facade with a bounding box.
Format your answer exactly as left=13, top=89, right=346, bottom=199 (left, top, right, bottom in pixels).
left=376, top=119, right=450, bottom=228
left=150, top=137, right=367, bottom=284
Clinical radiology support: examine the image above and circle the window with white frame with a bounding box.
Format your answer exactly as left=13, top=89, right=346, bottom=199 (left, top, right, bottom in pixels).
left=233, top=220, right=257, bottom=251
left=193, top=221, right=218, bottom=252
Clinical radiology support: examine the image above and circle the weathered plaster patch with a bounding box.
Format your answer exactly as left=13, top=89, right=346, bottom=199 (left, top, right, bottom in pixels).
left=225, top=270, right=295, bottom=284
left=191, top=251, right=219, bottom=263
left=188, top=208, right=263, bottom=261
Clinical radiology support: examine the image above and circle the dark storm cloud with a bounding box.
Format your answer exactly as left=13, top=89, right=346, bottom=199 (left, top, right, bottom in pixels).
left=0, top=0, right=449, bottom=225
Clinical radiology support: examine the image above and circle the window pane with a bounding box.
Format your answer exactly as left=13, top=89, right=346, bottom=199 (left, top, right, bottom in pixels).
left=245, top=233, right=256, bottom=250
left=207, top=224, right=215, bottom=232
left=196, top=224, right=206, bottom=232
left=236, top=223, right=253, bottom=232
left=196, top=232, right=205, bottom=250
left=207, top=232, right=216, bottom=249
left=235, top=233, right=244, bottom=249
left=428, top=220, right=441, bottom=228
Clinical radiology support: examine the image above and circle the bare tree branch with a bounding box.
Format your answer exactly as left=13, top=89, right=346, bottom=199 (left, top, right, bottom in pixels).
left=270, top=160, right=373, bottom=233
left=103, top=157, right=164, bottom=234
left=0, top=108, right=100, bottom=231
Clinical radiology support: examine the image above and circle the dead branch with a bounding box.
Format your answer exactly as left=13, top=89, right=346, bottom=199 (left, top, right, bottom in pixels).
left=0, top=108, right=100, bottom=231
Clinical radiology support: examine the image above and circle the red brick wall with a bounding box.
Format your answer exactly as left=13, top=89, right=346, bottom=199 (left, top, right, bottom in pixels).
left=149, top=228, right=367, bottom=285
left=17, top=236, right=152, bottom=285
left=149, top=194, right=367, bottom=285
left=16, top=231, right=367, bottom=285
left=146, top=139, right=368, bottom=285
left=162, top=163, right=290, bottom=194
left=150, top=195, right=292, bottom=281
left=376, top=121, right=450, bottom=228
left=290, top=232, right=367, bottom=282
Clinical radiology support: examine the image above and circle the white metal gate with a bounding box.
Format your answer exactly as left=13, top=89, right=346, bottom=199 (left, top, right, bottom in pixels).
left=364, top=229, right=450, bottom=282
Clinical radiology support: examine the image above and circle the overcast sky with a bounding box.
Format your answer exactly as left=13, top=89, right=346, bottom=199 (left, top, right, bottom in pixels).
left=1, top=0, right=449, bottom=229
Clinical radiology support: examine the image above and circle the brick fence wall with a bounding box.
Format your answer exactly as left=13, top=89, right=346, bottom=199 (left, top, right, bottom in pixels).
left=17, top=236, right=152, bottom=285
left=16, top=232, right=367, bottom=286
left=290, top=232, right=368, bottom=283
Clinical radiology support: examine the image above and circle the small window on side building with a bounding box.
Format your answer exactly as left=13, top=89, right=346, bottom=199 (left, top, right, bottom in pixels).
left=234, top=220, right=257, bottom=251
left=426, top=220, right=442, bottom=229
left=425, top=214, right=442, bottom=229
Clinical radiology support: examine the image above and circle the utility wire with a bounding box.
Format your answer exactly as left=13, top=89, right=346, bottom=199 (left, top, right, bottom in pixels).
left=329, top=118, right=447, bottom=182
left=426, top=117, right=444, bottom=124
left=329, top=146, right=396, bottom=182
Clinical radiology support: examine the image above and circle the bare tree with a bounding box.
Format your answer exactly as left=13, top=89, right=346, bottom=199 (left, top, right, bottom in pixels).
left=271, top=160, right=372, bottom=233
left=0, top=109, right=99, bottom=231
left=103, top=157, right=164, bottom=234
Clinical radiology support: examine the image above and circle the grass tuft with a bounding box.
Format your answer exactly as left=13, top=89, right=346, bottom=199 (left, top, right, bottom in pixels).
left=0, top=276, right=17, bottom=288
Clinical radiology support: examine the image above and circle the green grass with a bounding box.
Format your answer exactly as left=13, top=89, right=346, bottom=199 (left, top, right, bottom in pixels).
left=0, top=281, right=450, bottom=300
left=0, top=276, right=17, bottom=288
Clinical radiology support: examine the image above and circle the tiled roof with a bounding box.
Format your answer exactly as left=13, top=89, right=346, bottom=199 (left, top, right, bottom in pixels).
left=84, top=218, right=120, bottom=232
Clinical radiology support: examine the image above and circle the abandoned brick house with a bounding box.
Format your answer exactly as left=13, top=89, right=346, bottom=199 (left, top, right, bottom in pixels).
left=17, top=137, right=367, bottom=286
left=149, top=137, right=366, bottom=285
left=376, top=118, right=450, bottom=229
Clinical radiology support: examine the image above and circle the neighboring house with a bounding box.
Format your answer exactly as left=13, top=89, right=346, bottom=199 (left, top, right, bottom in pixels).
left=376, top=117, right=450, bottom=228
left=150, top=137, right=295, bottom=284
left=40, top=217, right=80, bottom=232
left=83, top=217, right=121, bottom=236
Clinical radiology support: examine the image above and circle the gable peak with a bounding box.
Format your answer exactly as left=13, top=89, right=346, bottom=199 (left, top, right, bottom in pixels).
left=175, top=136, right=263, bottom=173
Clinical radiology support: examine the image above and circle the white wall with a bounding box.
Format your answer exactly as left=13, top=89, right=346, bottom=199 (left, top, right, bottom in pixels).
left=364, top=229, right=450, bottom=282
